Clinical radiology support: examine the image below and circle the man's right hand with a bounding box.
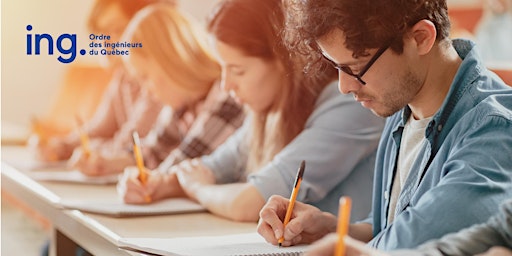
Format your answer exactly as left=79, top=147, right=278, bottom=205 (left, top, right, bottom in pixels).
left=257, top=195, right=338, bottom=247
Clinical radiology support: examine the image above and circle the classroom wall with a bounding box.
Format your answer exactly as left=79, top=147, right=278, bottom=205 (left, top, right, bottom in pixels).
left=1, top=0, right=91, bottom=127
left=448, top=0, right=481, bottom=7
left=0, top=0, right=484, bottom=128
left=0, top=0, right=220, bottom=128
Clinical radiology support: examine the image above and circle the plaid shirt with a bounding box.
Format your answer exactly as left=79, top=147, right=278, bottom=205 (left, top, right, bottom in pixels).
left=142, top=84, right=244, bottom=171
left=86, top=70, right=163, bottom=151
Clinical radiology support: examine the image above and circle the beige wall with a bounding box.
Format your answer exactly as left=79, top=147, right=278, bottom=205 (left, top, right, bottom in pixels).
left=180, top=0, right=222, bottom=25
left=448, top=0, right=481, bottom=7
left=0, top=0, right=220, bottom=127
left=1, top=0, right=91, bottom=126
left=0, top=0, right=483, bottom=127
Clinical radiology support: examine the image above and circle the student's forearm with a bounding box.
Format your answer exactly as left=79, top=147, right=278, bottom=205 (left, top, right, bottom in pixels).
left=101, top=152, right=134, bottom=173
left=83, top=97, right=119, bottom=139
left=152, top=172, right=186, bottom=200
left=349, top=222, right=374, bottom=243
left=194, top=183, right=265, bottom=222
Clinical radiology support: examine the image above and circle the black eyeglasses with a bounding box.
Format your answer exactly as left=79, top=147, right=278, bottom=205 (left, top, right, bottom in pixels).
left=323, top=40, right=394, bottom=85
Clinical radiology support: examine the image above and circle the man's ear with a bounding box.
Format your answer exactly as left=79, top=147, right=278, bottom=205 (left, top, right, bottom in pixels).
left=409, top=19, right=437, bottom=55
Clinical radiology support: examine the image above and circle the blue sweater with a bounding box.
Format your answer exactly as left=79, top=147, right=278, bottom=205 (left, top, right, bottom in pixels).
left=202, top=82, right=385, bottom=220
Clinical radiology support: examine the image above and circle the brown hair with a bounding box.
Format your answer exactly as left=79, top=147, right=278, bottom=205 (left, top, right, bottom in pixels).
left=208, top=0, right=337, bottom=171
left=284, top=0, right=451, bottom=71
left=122, top=3, right=220, bottom=107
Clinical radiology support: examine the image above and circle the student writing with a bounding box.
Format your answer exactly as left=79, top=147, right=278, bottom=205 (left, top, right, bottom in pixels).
left=117, top=0, right=384, bottom=222
left=70, top=3, right=244, bottom=176
left=33, top=0, right=170, bottom=164
left=257, top=0, right=512, bottom=250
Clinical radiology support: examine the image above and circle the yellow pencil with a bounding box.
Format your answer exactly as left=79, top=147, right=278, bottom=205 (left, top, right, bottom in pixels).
left=334, top=196, right=352, bottom=256
left=131, top=131, right=151, bottom=203
left=278, top=160, right=306, bottom=246
left=75, top=116, right=91, bottom=158
left=31, top=117, right=58, bottom=162
left=31, top=116, right=46, bottom=143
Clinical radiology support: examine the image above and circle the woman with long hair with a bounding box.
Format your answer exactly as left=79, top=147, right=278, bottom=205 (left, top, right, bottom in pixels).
left=70, top=3, right=244, bottom=176
left=118, top=0, right=384, bottom=222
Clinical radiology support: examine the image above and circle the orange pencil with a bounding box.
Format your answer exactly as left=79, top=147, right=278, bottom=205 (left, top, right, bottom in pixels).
left=75, top=116, right=91, bottom=158
left=278, top=160, right=306, bottom=246
left=31, top=117, right=58, bottom=162
left=334, top=196, right=352, bottom=256
left=31, top=116, right=46, bottom=143
left=131, top=131, right=151, bottom=202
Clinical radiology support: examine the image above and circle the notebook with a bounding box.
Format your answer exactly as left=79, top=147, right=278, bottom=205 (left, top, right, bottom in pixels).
left=59, top=198, right=206, bottom=217
left=9, top=158, right=68, bottom=172
left=28, top=169, right=119, bottom=185
left=118, top=232, right=307, bottom=256
left=4, top=156, right=119, bottom=185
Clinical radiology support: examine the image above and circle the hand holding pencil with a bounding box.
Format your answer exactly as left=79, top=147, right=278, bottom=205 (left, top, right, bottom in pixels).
left=131, top=131, right=151, bottom=203
left=278, top=160, right=306, bottom=246
left=29, top=117, right=70, bottom=162
left=75, top=115, right=91, bottom=158
left=68, top=115, right=97, bottom=175
left=257, top=160, right=338, bottom=247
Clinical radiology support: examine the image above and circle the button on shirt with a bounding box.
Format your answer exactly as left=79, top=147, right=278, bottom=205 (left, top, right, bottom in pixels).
left=364, top=39, right=512, bottom=250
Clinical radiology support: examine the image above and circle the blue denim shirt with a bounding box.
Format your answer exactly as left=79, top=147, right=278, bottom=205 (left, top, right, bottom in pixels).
left=365, top=39, right=512, bottom=250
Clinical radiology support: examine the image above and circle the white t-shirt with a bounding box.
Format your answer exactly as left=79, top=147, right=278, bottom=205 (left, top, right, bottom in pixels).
left=388, top=114, right=432, bottom=224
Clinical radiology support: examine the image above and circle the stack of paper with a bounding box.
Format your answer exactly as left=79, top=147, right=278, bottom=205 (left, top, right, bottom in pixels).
left=118, top=232, right=307, bottom=256
left=59, top=198, right=206, bottom=217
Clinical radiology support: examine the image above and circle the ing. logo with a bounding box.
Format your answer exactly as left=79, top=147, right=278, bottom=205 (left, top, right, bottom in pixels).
left=26, top=25, right=85, bottom=64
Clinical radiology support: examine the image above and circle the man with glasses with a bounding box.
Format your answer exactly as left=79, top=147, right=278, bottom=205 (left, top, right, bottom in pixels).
left=257, top=0, right=512, bottom=251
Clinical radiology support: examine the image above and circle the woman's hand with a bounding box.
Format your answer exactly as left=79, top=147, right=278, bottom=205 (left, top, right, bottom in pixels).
left=68, top=147, right=132, bottom=176
left=117, top=166, right=186, bottom=204
left=174, top=159, right=216, bottom=201
left=117, top=166, right=161, bottom=204
left=29, top=135, right=76, bottom=162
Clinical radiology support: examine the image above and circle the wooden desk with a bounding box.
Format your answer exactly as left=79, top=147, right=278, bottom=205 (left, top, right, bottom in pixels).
left=1, top=121, right=30, bottom=145
left=1, top=146, right=257, bottom=256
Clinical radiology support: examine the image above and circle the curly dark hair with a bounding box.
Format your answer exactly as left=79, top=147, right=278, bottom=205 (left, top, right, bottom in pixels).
left=284, top=0, right=451, bottom=71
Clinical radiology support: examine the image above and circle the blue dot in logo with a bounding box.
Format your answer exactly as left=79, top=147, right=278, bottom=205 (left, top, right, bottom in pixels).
left=26, top=25, right=33, bottom=31
left=80, top=49, right=86, bottom=55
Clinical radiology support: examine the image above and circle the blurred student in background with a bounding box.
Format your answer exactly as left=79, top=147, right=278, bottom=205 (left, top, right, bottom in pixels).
left=38, top=1, right=174, bottom=256
left=70, top=3, right=244, bottom=176
left=475, top=0, right=512, bottom=62
left=33, top=0, right=173, bottom=163
left=118, top=0, right=384, bottom=222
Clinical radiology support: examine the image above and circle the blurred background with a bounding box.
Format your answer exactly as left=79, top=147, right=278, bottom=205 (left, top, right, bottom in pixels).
left=2, top=0, right=510, bottom=132
left=1, top=1, right=224, bottom=255
left=1, top=0, right=511, bottom=255
left=1, top=0, right=222, bottom=130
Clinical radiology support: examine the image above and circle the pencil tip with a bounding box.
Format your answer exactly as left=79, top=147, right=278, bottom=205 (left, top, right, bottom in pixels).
left=278, top=243, right=282, bottom=247
left=298, top=160, right=306, bottom=178
left=132, top=131, right=140, bottom=145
